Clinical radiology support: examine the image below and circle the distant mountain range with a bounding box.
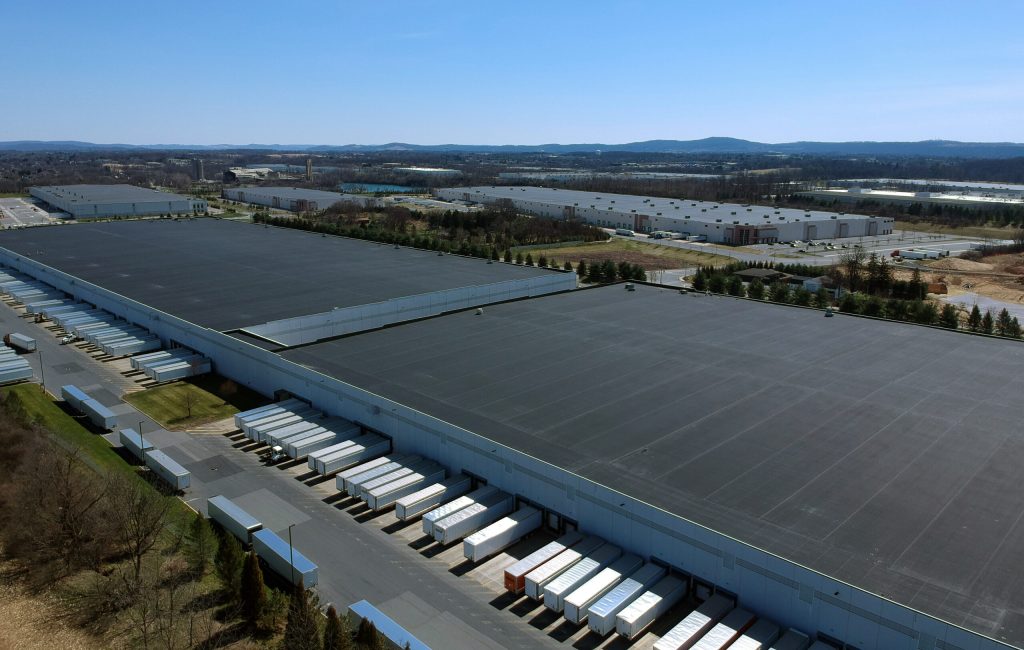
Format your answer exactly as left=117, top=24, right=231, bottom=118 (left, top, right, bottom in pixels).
left=2, top=138, right=1023, bottom=158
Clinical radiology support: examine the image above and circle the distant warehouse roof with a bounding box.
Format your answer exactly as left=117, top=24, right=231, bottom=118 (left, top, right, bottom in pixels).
left=30, top=184, right=203, bottom=218
left=442, top=185, right=880, bottom=227
left=223, top=186, right=371, bottom=212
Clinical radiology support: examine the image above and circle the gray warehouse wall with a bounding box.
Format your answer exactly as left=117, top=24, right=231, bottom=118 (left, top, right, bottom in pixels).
left=0, top=248, right=1010, bottom=650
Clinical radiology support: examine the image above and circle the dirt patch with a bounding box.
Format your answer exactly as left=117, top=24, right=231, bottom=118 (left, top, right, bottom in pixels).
left=523, top=240, right=729, bottom=270
left=927, top=258, right=994, bottom=272
left=0, top=581, right=98, bottom=650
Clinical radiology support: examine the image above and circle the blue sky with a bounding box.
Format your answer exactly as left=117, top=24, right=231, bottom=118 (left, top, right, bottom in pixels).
left=2, top=1, right=1022, bottom=144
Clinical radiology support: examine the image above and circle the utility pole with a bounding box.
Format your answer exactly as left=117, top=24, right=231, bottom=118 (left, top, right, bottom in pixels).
left=38, top=350, right=44, bottom=393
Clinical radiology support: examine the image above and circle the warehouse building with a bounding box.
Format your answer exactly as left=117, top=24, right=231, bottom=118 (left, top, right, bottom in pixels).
left=0, top=220, right=1020, bottom=650
left=30, top=184, right=207, bottom=219
left=223, top=186, right=371, bottom=212
left=435, top=186, right=893, bottom=243
left=799, top=187, right=1024, bottom=209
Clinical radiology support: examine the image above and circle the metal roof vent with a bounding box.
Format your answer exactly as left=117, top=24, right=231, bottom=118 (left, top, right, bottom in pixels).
left=475, top=307, right=484, bottom=315
left=625, top=283, right=635, bottom=291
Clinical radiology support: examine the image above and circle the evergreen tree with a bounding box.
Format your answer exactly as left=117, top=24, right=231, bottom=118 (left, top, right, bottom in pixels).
left=241, top=551, right=267, bottom=631
left=515, top=252, right=524, bottom=264
left=939, top=304, right=960, bottom=329
left=1009, top=317, right=1023, bottom=338
left=726, top=274, right=745, bottom=297
left=967, top=305, right=983, bottom=332
left=909, top=268, right=926, bottom=300
left=747, top=279, right=765, bottom=300
left=563, top=260, right=573, bottom=272
left=793, top=287, right=812, bottom=306
left=814, top=287, right=831, bottom=308
left=978, top=311, right=995, bottom=335
left=862, top=295, right=885, bottom=317
left=214, top=528, right=245, bottom=600
left=537, top=255, right=547, bottom=268
left=184, top=511, right=216, bottom=577
left=914, top=301, right=939, bottom=325
left=490, top=247, right=499, bottom=261
left=503, top=249, right=512, bottom=263
left=691, top=270, right=707, bottom=291
left=323, top=604, right=352, bottom=650
left=839, top=292, right=860, bottom=314
left=355, top=619, right=377, bottom=648
left=707, top=273, right=726, bottom=294
left=996, top=308, right=1014, bottom=336
left=283, top=579, right=321, bottom=650
left=769, top=282, right=791, bottom=304
left=576, top=259, right=587, bottom=279
left=525, top=253, right=534, bottom=266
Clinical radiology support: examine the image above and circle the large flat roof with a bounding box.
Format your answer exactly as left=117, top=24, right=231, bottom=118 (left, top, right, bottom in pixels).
left=226, top=186, right=362, bottom=204
left=31, top=184, right=192, bottom=205
left=446, top=186, right=881, bottom=226
left=282, top=284, right=1024, bottom=644
left=0, top=219, right=556, bottom=331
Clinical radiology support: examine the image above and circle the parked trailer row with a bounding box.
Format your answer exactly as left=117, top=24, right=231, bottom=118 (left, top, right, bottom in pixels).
left=421, top=484, right=498, bottom=537
left=81, top=398, right=117, bottom=430
left=588, top=562, right=665, bottom=635
left=463, top=506, right=542, bottom=562
left=563, top=553, right=644, bottom=624
left=313, top=434, right=390, bottom=476
left=355, top=457, right=440, bottom=501
left=731, top=619, right=781, bottom=650
left=252, top=408, right=324, bottom=443
left=61, top=384, right=91, bottom=411
left=127, top=348, right=212, bottom=382
left=525, top=536, right=606, bottom=600
left=118, top=428, right=153, bottom=461
left=691, top=608, right=756, bottom=650
left=252, top=529, right=318, bottom=587
left=504, top=531, right=584, bottom=594
left=207, top=495, right=263, bottom=545
left=0, top=345, right=32, bottom=384
left=144, top=449, right=191, bottom=490
left=616, top=575, right=688, bottom=640
left=395, top=475, right=472, bottom=521
left=544, top=544, right=623, bottom=613
left=233, top=398, right=306, bottom=429
left=366, top=465, right=447, bottom=512
left=433, top=489, right=513, bottom=545
left=343, top=454, right=417, bottom=495
left=770, top=629, right=812, bottom=650
left=654, top=593, right=733, bottom=650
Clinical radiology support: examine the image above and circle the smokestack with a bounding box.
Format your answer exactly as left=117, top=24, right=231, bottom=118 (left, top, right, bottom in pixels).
left=305, top=158, right=313, bottom=181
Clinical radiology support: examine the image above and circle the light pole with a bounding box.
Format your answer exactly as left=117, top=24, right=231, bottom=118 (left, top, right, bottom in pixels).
left=288, top=523, right=295, bottom=586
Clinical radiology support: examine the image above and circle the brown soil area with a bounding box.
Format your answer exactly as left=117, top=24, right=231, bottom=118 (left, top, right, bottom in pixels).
left=0, top=582, right=98, bottom=650
left=899, top=253, right=1024, bottom=304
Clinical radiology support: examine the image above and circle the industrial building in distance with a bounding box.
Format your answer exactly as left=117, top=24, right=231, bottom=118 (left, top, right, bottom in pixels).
left=30, top=184, right=207, bottom=219
left=222, top=186, right=371, bottom=212
left=0, top=217, right=1019, bottom=650
left=435, top=186, right=893, bottom=244
left=799, top=187, right=1024, bottom=209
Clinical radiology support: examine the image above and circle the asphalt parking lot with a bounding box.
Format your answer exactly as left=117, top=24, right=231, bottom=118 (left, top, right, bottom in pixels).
left=0, top=197, right=61, bottom=226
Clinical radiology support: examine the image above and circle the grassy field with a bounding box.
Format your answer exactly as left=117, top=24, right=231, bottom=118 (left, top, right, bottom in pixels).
left=895, top=221, right=1023, bottom=240
left=520, top=238, right=731, bottom=270
left=125, top=374, right=266, bottom=430
left=1, top=384, right=135, bottom=476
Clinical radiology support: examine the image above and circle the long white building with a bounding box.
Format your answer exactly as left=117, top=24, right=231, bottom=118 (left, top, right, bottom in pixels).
left=436, top=186, right=893, bottom=244
left=30, top=184, right=206, bottom=219
left=223, top=187, right=372, bottom=212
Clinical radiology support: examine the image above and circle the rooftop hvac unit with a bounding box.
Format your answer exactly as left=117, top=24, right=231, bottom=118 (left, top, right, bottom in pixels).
left=625, top=283, right=635, bottom=291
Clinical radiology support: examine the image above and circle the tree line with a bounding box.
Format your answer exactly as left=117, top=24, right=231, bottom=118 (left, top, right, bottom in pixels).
left=690, top=254, right=1023, bottom=339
